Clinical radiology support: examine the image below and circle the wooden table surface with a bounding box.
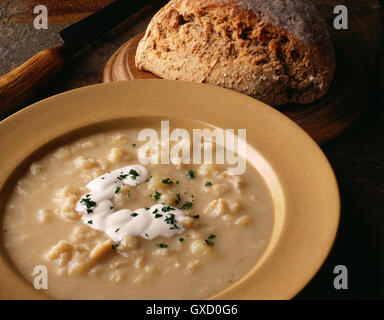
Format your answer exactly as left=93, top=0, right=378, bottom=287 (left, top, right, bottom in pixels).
left=0, top=0, right=383, bottom=299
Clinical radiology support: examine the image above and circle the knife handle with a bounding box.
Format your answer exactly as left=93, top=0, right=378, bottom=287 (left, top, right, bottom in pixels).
left=0, top=47, right=66, bottom=116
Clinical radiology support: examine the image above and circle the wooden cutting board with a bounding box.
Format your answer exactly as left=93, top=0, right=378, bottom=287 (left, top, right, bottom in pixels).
left=102, top=32, right=368, bottom=145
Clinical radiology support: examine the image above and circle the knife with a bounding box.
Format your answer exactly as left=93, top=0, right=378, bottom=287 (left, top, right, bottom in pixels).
left=0, top=0, right=166, bottom=116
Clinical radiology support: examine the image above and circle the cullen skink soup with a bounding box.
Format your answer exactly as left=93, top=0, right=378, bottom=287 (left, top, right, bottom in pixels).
left=2, top=128, right=274, bottom=299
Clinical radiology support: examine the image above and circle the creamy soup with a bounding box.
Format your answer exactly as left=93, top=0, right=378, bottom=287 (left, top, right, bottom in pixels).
left=2, top=128, right=274, bottom=299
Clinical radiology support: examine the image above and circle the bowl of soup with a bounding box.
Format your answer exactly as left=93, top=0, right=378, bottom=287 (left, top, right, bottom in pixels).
left=0, top=80, right=339, bottom=299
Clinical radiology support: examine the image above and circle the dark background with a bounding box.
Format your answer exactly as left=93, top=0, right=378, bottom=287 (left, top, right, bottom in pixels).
left=0, top=0, right=383, bottom=299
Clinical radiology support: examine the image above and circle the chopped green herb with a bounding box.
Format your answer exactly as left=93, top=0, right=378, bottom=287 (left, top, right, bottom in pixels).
left=110, top=206, right=114, bottom=210
left=112, top=241, right=121, bottom=250
left=117, top=173, right=129, bottom=180
left=127, top=191, right=131, bottom=198
left=176, top=181, right=180, bottom=184
left=114, top=186, right=121, bottom=194
left=131, top=212, right=139, bottom=217
left=192, top=215, right=200, bottom=219
left=153, top=190, right=161, bottom=202
left=115, top=228, right=120, bottom=233
left=205, top=181, right=213, bottom=187
left=129, top=169, right=139, bottom=180
left=204, top=234, right=216, bottom=246
left=80, top=194, right=97, bottom=214
left=161, top=178, right=173, bottom=184
left=164, top=213, right=176, bottom=223
left=162, top=205, right=176, bottom=213
left=179, top=237, right=184, bottom=242
left=145, top=176, right=153, bottom=183
left=145, top=233, right=149, bottom=237
left=145, top=207, right=150, bottom=210
left=152, top=208, right=159, bottom=214
left=132, top=143, right=136, bottom=147
left=185, top=170, right=196, bottom=179
left=156, top=243, right=168, bottom=248
left=175, top=193, right=181, bottom=204
left=101, top=177, right=105, bottom=180
left=87, top=220, right=93, bottom=224
left=164, top=213, right=179, bottom=230
left=154, top=214, right=163, bottom=218
left=180, top=201, right=193, bottom=210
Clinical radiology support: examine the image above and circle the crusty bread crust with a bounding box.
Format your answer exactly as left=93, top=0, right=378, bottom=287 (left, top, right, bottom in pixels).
left=136, top=0, right=335, bottom=106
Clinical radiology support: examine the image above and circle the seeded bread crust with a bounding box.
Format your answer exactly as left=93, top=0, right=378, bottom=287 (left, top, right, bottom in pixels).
left=135, top=0, right=335, bottom=106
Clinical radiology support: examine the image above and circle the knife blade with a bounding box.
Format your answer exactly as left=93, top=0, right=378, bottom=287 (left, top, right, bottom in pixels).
left=0, top=0, right=167, bottom=116
left=60, top=0, right=163, bottom=56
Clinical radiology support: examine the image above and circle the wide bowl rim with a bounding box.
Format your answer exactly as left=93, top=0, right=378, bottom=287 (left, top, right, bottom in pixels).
left=0, top=79, right=340, bottom=300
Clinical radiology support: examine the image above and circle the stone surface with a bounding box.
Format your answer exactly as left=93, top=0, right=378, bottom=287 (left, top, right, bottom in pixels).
left=10, top=0, right=115, bottom=24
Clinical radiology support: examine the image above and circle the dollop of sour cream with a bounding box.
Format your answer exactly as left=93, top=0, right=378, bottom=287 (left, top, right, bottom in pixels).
left=75, top=165, right=185, bottom=242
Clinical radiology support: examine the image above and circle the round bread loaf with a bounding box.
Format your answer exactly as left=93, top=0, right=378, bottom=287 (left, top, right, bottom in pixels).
left=135, top=0, right=335, bottom=106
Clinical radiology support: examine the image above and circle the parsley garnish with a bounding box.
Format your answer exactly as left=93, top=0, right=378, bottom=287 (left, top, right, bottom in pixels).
left=115, top=228, right=120, bottom=233
left=179, top=237, right=184, bottom=242
left=153, top=190, right=161, bottom=201
left=204, top=234, right=216, bottom=246
left=87, top=220, right=93, bottom=224
left=114, top=186, right=121, bottom=194
left=180, top=201, right=193, bottom=210
left=192, top=215, right=200, bottom=219
left=164, top=212, right=179, bottom=230
left=80, top=194, right=96, bottom=214
left=156, top=243, right=168, bottom=248
left=132, top=143, right=136, bottom=147
left=185, top=170, right=196, bottom=179
left=112, top=241, right=121, bottom=250
left=162, top=178, right=173, bottom=184
left=155, top=214, right=163, bottom=218
left=162, top=205, right=175, bottom=213
left=129, top=169, right=139, bottom=180
left=164, top=213, right=176, bottom=223
left=175, top=193, right=181, bottom=204
left=117, top=173, right=129, bottom=180
left=205, top=181, right=213, bottom=187
left=131, top=212, right=139, bottom=217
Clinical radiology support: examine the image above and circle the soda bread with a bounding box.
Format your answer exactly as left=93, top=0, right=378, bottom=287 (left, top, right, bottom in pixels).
left=135, top=0, right=335, bottom=106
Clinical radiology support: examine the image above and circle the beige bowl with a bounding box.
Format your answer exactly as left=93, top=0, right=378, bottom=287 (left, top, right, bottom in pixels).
left=0, top=80, right=339, bottom=299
